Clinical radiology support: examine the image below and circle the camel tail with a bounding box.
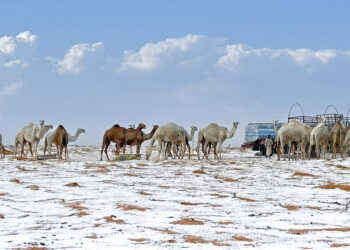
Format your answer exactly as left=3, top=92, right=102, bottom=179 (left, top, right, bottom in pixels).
left=310, top=133, right=315, bottom=146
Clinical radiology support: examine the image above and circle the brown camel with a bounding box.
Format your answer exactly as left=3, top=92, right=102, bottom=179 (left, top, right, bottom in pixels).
left=330, top=120, right=346, bottom=159
left=122, top=123, right=146, bottom=154
left=123, top=124, right=159, bottom=154
left=53, top=125, right=69, bottom=160
left=100, top=124, right=127, bottom=160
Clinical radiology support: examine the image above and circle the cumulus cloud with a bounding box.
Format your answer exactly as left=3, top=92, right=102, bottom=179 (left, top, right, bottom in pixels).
left=56, top=42, right=104, bottom=74
left=3, top=59, right=28, bottom=68
left=216, top=44, right=347, bottom=71
left=16, top=31, right=38, bottom=44
left=0, top=36, right=16, bottom=54
left=118, top=34, right=206, bottom=72
left=0, top=31, right=38, bottom=56
left=0, top=81, right=23, bottom=96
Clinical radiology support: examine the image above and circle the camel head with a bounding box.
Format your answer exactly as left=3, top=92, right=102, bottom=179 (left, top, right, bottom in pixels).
left=39, top=120, right=45, bottom=126
left=152, top=125, right=159, bottom=129
left=45, top=125, right=53, bottom=130
left=273, top=120, right=279, bottom=126
left=318, top=116, right=326, bottom=124
left=191, top=126, right=198, bottom=132
left=77, top=128, right=86, bottom=134
left=137, top=123, right=146, bottom=130
left=233, top=122, right=239, bottom=128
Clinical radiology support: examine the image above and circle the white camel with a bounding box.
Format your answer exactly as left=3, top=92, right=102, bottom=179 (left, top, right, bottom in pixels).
left=308, top=117, right=330, bottom=159
left=146, top=122, right=187, bottom=160
left=16, top=120, right=53, bottom=158
left=199, top=122, right=239, bottom=160
left=166, top=126, right=198, bottom=159
left=44, top=127, right=85, bottom=154
left=343, top=129, right=350, bottom=156
left=275, top=120, right=310, bottom=161
left=0, top=133, right=5, bottom=158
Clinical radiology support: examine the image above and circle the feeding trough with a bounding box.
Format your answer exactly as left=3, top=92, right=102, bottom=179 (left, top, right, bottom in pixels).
left=114, top=154, right=141, bottom=161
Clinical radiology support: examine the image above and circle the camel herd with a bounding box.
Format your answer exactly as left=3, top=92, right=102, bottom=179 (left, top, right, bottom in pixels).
left=1, top=117, right=350, bottom=161
left=274, top=118, right=350, bottom=160
left=100, top=122, right=239, bottom=161
left=0, top=120, right=86, bottom=160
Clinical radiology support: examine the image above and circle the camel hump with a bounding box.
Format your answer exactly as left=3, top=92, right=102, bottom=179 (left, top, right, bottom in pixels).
left=113, top=124, right=120, bottom=128
left=58, top=125, right=65, bottom=129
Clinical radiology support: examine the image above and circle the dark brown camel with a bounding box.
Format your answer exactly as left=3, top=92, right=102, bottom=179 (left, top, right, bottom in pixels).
left=100, top=124, right=127, bottom=160
left=123, top=124, right=159, bottom=154
left=53, top=125, right=69, bottom=160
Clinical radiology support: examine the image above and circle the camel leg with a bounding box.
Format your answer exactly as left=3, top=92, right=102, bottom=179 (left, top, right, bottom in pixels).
left=340, top=142, right=344, bottom=158
left=217, top=142, right=223, bottom=160
left=28, top=143, right=33, bottom=158
left=136, top=143, right=141, bottom=154
left=315, top=141, right=320, bottom=159
left=100, top=141, right=105, bottom=161
left=203, top=141, right=209, bottom=160
left=332, top=143, right=336, bottom=159
left=187, top=143, right=191, bottom=159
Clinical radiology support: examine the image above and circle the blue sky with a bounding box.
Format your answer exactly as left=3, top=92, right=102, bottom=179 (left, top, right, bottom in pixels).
left=1, top=1, right=350, bottom=145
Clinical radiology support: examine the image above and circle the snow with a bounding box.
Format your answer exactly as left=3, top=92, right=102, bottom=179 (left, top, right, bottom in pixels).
left=1, top=145, right=350, bottom=249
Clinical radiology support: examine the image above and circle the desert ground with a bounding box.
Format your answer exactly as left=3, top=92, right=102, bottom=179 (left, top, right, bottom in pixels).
left=1, top=145, right=350, bottom=249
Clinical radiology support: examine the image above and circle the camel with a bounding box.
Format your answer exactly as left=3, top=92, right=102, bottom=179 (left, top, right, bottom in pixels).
left=166, top=126, right=198, bottom=159
left=330, top=120, right=346, bottom=159
left=146, top=122, right=187, bottom=160
left=53, top=125, right=69, bottom=160
left=123, top=124, right=159, bottom=154
left=199, top=122, right=239, bottom=160
left=275, top=120, right=310, bottom=161
left=44, top=127, right=85, bottom=155
left=100, top=124, right=127, bottom=160
left=0, top=133, right=5, bottom=158
left=308, top=117, right=330, bottom=159
left=122, top=123, right=146, bottom=154
left=16, top=120, right=53, bottom=158
left=343, top=129, right=350, bottom=156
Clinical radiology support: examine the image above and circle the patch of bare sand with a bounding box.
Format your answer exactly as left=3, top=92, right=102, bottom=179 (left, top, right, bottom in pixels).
left=318, top=183, right=350, bottom=192
left=237, top=196, right=257, bottom=202
left=139, top=191, right=151, bottom=196
left=331, top=243, right=350, bottom=247
left=282, top=205, right=300, bottom=211
left=183, top=235, right=209, bottom=244
left=193, top=170, right=206, bottom=174
left=211, top=193, right=228, bottom=198
left=85, top=163, right=111, bottom=173
left=180, top=202, right=202, bottom=206
left=232, top=236, right=253, bottom=242
left=224, top=178, right=238, bottom=182
left=64, top=182, right=80, bottom=187
left=117, top=204, right=147, bottom=211
left=212, top=240, right=231, bottom=246
left=26, top=185, right=39, bottom=191
left=103, top=215, right=125, bottom=224
left=10, top=178, right=21, bottom=184
left=0, top=192, right=8, bottom=196
left=293, top=172, right=316, bottom=177
left=306, top=206, right=321, bottom=210
left=336, top=165, right=349, bottom=170
left=130, top=238, right=147, bottom=243
left=218, top=221, right=233, bottom=225
left=86, top=233, right=98, bottom=239
left=289, top=228, right=350, bottom=234
left=172, top=218, right=204, bottom=225
left=0, top=214, right=4, bottom=219
left=63, top=200, right=87, bottom=211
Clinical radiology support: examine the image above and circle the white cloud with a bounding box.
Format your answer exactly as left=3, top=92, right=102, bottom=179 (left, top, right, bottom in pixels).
left=118, top=34, right=204, bottom=72
left=56, top=42, right=104, bottom=74
left=216, top=44, right=346, bottom=71
left=3, top=59, right=28, bottom=68
left=16, top=31, right=38, bottom=44
left=0, top=36, right=16, bottom=54
left=0, top=81, right=23, bottom=96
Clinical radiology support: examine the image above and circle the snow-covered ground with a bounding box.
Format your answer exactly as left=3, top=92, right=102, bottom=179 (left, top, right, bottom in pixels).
left=1, top=145, right=350, bottom=249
